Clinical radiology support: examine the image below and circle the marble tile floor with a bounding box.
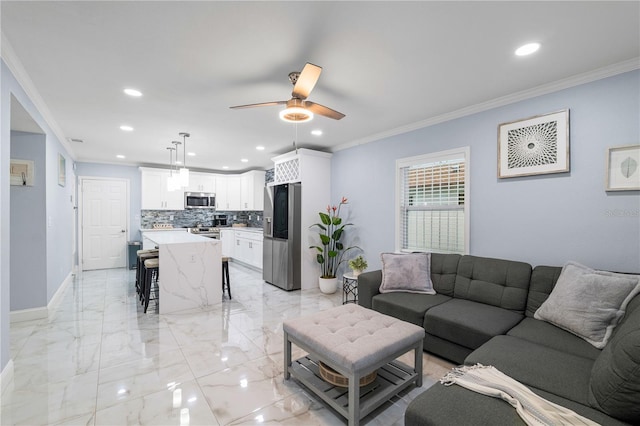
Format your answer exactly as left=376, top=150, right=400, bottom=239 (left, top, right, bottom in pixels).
left=2, top=263, right=454, bottom=425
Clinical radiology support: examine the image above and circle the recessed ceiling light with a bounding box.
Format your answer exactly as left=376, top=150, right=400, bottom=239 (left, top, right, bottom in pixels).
left=176, top=160, right=182, bottom=164
left=187, top=152, right=196, bottom=156
left=311, top=129, right=323, bottom=136
left=256, top=146, right=265, bottom=151
left=222, top=166, right=229, bottom=170
left=116, top=154, right=125, bottom=159
left=120, top=125, right=134, bottom=131
left=515, top=42, right=540, bottom=56
left=123, top=88, right=142, bottom=97
left=240, top=158, right=249, bottom=163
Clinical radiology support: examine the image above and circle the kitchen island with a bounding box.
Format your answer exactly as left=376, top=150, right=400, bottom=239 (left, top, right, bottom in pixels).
left=144, top=231, right=221, bottom=314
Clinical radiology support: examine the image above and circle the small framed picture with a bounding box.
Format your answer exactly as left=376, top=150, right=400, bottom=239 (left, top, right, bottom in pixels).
left=606, top=145, right=640, bottom=191
left=498, top=109, right=570, bottom=178
left=58, top=154, right=66, bottom=187
left=10, top=159, right=35, bottom=186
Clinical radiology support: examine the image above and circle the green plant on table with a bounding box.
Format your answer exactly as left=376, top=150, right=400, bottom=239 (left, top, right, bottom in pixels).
left=348, top=255, right=368, bottom=272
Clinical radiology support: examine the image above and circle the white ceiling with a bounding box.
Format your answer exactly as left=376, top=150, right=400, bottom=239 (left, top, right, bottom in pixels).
left=2, top=1, right=639, bottom=172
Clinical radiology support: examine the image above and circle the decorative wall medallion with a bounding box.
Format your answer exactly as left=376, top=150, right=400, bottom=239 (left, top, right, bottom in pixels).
left=606, top=145, right=640, bottom=191
left=498, top=109, right=569, bottom=178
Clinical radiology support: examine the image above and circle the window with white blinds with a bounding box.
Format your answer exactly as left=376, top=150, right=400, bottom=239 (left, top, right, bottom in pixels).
left=396, top=147, right=469, bottom=254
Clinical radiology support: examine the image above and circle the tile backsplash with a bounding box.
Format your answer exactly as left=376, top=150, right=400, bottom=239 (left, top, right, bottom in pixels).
left=141, top=209, right=263, bottom=229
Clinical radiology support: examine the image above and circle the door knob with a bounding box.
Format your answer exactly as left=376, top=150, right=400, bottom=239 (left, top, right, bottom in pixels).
left=121, top=230, right=126, bottom=233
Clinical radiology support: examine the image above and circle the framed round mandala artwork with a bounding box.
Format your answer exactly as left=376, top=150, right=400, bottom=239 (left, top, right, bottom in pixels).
left=498, top=109, right=569, bottom=178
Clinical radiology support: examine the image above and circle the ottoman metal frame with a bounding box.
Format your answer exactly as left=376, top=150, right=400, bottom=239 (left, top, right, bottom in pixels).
left=284, top=305, right=424, bottom=426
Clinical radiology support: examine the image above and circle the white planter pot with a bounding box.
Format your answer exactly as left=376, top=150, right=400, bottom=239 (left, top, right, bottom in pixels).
left=351, top=269, right=362, bottom=277
left=318, top=277, right=338, bottom=294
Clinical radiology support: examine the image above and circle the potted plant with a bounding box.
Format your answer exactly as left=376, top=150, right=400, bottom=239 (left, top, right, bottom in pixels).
left=348, top=255, right=368, bottom=277
left=310, top=197, right=360, bottom=294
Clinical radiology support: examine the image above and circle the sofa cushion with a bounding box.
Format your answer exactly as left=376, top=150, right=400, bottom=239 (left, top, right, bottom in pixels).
left=405, top=382, right=528, bottom=426
left=430, top=253, right=461, bottom=296
left=507, top=318, right=601, bottom=360
left=379, top=252, right=436, bottom=294
left=405, top=381, right=629, bottom=426
left=372, top=292, right=451, bottom=327
left=454, top=255, right=532, bottom=313
left=525, top=265, right=562, bottom=317
left=535, top=262, right=640, bottom=349
left=424, top=299, right=524, bottom=349
left=588, top=303, right=640, bottom=423
left=466, top=335, right=594, bottom=405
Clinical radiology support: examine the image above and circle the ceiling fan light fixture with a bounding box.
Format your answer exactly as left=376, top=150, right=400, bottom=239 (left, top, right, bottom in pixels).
left=279, top=107, right=313, bottom=123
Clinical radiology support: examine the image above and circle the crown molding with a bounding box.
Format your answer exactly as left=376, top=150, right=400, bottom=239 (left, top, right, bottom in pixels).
left=333, top=57, right=640, bottom=152
left=1, top=32, right=76, bottom=161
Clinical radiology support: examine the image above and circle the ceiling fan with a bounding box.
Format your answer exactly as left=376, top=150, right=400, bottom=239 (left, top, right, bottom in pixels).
left=230, top=62, right=345, bottom=122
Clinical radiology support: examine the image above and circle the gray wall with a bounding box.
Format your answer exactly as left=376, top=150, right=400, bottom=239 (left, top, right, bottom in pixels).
left=10, top=131, right=47, bottom=310
left=75, top=162, right=142, bottom=240
left=1, top=59, right=76, bottom=371
left=332, top=70, right=640, bottom=273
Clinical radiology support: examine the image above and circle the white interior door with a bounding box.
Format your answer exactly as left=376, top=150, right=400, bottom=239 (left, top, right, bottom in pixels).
left=81, top=178, right=128, bottom=270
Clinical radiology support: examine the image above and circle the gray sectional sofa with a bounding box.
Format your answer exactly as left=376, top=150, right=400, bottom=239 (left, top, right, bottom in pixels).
left=358, top=254, right=640, bottom=425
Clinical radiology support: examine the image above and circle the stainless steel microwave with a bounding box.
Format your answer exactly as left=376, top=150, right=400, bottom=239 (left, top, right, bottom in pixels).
left=184, top=192, right=216, bottom=209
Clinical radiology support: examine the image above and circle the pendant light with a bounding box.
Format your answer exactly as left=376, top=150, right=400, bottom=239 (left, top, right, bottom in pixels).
left=169, top=141, right=182, bottom=191
left=166, top=146, right=178, bottom=191
left=178, top=132, right=190, bottom=188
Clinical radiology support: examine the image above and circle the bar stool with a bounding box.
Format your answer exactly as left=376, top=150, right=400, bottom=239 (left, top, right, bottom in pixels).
left=222, top=257, right=231, bottom=299
left=136, top=250, right=158, bottom=298
left=142, top=257, right=160, bottom=313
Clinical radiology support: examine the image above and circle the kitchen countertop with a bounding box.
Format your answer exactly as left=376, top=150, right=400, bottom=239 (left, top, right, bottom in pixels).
left=145, top=230, right=215, bottom=244
left=234, top=227, right=263, bottom=233
left=140, top=228, right=187, bottom=232
left=141, top=227, right=263, bottom=234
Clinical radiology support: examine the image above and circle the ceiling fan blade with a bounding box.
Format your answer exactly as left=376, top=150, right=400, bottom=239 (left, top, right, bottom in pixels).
left=292, top=63, right=322, bottom=100
left=305, top=101, right=345, bottom=120
left=230, top=101, right=286, bottom=109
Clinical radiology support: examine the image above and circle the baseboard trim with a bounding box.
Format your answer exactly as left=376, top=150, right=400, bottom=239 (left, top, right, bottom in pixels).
left=0, top=359, right=14, bottom=396
left=10, top=271, right=73, bottom=323
left=228, top=258, right=262, bottom=273
left=10, top=307, right=48, bottom=323
left=48, top=271, right=73, bottom=313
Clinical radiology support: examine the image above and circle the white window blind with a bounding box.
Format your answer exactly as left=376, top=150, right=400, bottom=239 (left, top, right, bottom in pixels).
left=397, top=148, right=469, bottom=254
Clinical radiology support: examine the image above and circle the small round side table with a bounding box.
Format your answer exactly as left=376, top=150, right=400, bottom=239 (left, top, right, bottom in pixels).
left=342, top=273, right=359, bottom=304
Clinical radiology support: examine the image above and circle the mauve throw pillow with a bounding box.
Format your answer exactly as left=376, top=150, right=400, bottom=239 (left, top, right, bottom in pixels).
left=379, top=252, right=436, bottom=294
left=534, top=261, right=640, bottom=349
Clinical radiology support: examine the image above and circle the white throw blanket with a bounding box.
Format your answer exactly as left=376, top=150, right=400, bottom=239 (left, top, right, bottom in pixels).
left=440, top=364, right=600, bottom=426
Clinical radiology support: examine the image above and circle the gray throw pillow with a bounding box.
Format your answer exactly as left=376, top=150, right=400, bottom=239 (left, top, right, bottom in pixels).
left=534, top=261, right=640, bottom=349
left=379, top=252, right=436, bottom=294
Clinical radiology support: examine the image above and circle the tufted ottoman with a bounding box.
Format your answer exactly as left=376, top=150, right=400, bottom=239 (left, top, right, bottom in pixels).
left=283, top=303, right=425, bottom=426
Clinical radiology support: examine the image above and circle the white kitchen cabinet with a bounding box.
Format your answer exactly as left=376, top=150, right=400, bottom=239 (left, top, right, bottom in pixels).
left=240, top=170, right=266, bottom=211
left=216, top=175, right=242, bottom=210
left=234, top=230, right=263, bottom=269
left=250, top=239, right=263, bottom=269
left=140, top=168, right=184, bottom=210
left=220, top=229, right=235, bottom=257
left=187, top=172, right=216, bottom=193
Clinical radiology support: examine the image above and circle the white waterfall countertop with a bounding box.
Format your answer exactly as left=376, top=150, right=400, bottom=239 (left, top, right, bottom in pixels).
left=145, top=230, right=211, bottom=244
left=145, top=231, right=221, bottom=314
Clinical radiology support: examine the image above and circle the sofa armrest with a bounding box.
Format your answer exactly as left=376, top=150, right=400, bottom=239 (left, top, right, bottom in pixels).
left=358, top=270, right=382, bottom=309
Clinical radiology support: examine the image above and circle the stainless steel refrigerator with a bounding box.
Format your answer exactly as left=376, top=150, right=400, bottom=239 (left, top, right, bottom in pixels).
left=263, top=183, right=301, bottom=290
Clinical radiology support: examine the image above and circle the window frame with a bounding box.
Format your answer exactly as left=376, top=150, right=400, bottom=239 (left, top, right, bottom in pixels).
left=395, top=146, right=470, bottom=254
